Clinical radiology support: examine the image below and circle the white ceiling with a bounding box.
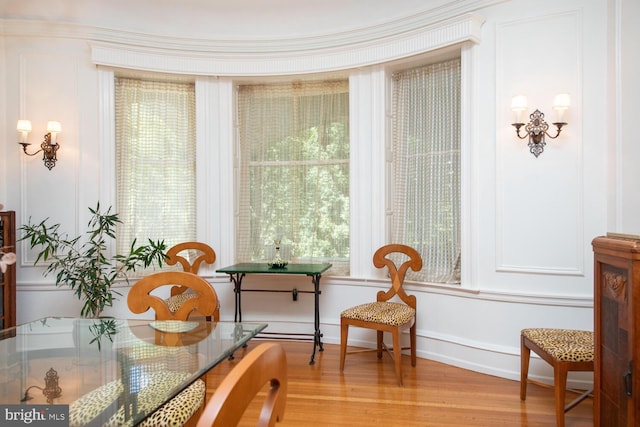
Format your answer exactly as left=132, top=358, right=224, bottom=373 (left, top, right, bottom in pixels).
left=1, top=0, right=498, bottom=39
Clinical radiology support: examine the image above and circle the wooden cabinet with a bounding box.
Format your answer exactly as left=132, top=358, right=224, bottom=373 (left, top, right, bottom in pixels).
left=592, top=235, right=640, bottom=426
left=0, top=211, right=16, bottom=329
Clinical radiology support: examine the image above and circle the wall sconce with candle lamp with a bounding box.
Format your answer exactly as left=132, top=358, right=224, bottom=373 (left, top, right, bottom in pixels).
left=511, top=94, right=570, bottom=158
left=17, top=119, right=62, bottom=170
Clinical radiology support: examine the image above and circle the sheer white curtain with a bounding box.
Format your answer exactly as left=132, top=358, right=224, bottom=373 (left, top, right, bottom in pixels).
left=115, top=78, right=197, bottom=273
left=236, top=80, right=350, bottom=275
left=391, top=58, right=461, bottom=284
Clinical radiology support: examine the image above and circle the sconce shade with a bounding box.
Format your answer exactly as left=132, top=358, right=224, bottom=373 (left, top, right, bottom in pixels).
left=511, top=95, right=528, bottom=112
left=552, top=93, right=571, bottom=110
left=47, top=121, right=62, bottom=134
left=552, top=93, right=571, bottom=124
left=511, top=95, right=528, bottom=124
left=17, top=119, right=32, bottom=133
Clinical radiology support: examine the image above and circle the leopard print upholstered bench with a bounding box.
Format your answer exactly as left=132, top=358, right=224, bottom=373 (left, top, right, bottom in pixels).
left=520, top=328, right=594, bottom=427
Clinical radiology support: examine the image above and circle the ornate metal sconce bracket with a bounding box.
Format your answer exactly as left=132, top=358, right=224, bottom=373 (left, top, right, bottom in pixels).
left=512, top=109, right=566, bottom=158
left=19, top=132, right=59, bottom=170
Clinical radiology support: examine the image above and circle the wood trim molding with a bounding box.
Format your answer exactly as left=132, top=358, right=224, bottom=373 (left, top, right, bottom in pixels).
left=1, top=7, right=487, bottom=75
left=87, top=14, right=484, bottom=75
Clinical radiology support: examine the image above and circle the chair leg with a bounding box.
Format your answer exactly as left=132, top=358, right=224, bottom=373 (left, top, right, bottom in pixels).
left=392, top=329, right=403, bottom=386
left=340, top=320, right=349, bottom=372
left=520, top=335, right=530, bottom=401
left=410, top=323, right=417, bottom=367
left=376, top=330, right=384, bottom=359
left=554, top=363, right=568, bottom=427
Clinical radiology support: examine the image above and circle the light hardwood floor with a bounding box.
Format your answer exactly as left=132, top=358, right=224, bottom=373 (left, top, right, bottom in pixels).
left=203, top=340, right=593, bottom=427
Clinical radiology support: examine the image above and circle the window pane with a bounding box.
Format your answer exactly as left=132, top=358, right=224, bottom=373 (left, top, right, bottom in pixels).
left=391, top=59, right=461, bottom=284
left=237, top=80, right=349, bottom=275
left=115, top=78, right=197, bottom=274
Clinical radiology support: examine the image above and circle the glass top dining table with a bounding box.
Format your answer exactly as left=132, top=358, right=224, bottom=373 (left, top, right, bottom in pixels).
left=0, top=317, right=267, bottom=426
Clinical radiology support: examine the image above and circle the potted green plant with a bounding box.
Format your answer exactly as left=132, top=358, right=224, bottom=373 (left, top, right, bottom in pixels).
left=20, top=203, right=167, bottom=318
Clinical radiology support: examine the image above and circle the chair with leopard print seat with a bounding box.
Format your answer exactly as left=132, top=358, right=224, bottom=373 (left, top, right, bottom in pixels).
left=340, top=244, right=422, bottom=386
left=69, top=271, right=220, bottom=427
left=129, top=271, right=219, bottom=426
left=520, top=328, right=594, bottom=427
left=163, top=242, right=217, bottom=320
left=71, top=273, right=219, bottom=427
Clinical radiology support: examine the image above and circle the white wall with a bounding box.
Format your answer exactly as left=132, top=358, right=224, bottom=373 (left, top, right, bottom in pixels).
left=616, top=0, right=640, bottom=233
left=1, top=0, right=631, bottom=388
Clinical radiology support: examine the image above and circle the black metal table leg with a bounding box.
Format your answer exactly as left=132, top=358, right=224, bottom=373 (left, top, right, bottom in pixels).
left=227, top=272, right=246, bottom=358
left=308, top=273, right=324, bottom=365
left=227, top=272, right=245, bottom=322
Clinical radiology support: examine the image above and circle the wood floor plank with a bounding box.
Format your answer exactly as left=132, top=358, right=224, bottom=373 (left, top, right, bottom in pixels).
left=204, top=340, right=593, bottom=426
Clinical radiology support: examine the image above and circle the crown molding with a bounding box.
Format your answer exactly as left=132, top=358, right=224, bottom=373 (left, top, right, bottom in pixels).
left=0, top=0, right=500, bottom=48
left=1, top=2, right=495, bottom=75
left=89, top=14, right=484, bottom=76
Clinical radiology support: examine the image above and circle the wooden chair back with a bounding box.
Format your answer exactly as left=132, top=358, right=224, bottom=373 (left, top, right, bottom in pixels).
left=165, top=242, right=216, bottom=296
left=128, top=271, right=220, bottom=321
left=196, top=342, right=288, bottom=427
left=373, top=244, right=422, bottom=309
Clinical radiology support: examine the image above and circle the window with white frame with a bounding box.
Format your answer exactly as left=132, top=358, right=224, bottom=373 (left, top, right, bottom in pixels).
left=391, top=58, right=461, bottom=284
left=236, top=80, right=350, bottom=275
left=114, top=77, right=197, bottom=274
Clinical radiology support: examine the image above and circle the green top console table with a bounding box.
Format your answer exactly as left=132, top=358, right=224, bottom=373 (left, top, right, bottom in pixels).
left=217, top=262, right=332, bottom=365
